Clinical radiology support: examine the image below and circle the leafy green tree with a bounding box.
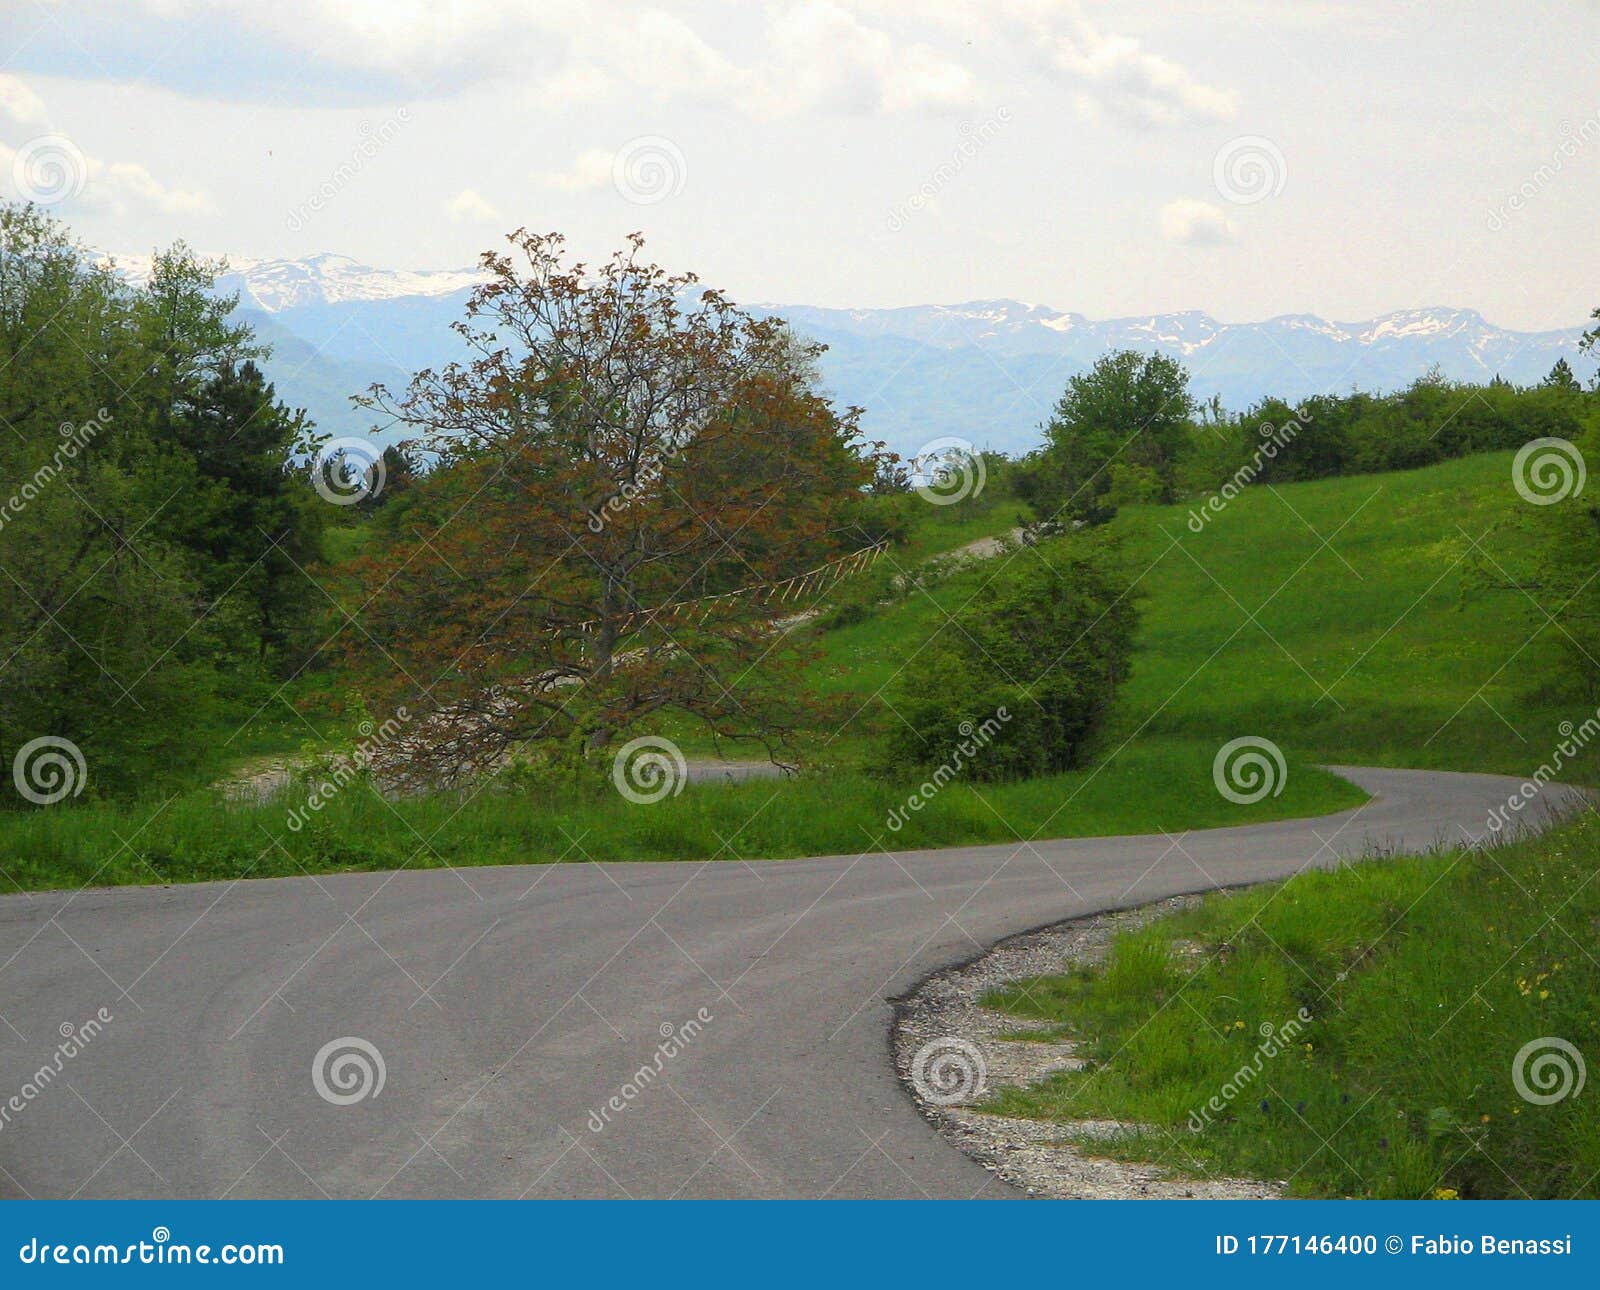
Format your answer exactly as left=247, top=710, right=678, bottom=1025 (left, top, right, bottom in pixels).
left=1240, top=395, right=1343, bottom=482
left=347, top=231, right=879, bottom=779
left=0, top=208, right=214, bottom=794
left=0, top=203, right=321, bottom=799
left=356, top=444, right=422, bottom=510
left=1031, top=350, right=1194, bottom=527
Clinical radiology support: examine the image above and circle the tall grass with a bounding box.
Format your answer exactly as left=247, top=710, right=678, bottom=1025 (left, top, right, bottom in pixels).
left=984, top=810, right=1600, bottom=1198
left=0, top=741, right=1359, bottom=892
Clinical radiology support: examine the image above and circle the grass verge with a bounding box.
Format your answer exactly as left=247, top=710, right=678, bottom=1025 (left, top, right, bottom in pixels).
left=982, top=809, right=1600, bottom=1198
left=0, top=741, right=1360, bottom=892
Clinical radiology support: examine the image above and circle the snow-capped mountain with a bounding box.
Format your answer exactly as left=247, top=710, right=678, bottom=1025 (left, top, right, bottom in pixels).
left=136, top=254, right=1595, bottom=455
left=107, top=252, right=487, bottom=310
left=219, top=254, right=488, bottom=311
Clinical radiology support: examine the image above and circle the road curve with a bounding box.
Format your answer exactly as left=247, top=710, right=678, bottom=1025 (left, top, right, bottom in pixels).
left=0, top=766, right=1580, bottom=1200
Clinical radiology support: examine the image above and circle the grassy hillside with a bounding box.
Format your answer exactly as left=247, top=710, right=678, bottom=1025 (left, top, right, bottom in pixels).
left=0, top=450, right=1580, bottom=891
left=949, top=452, right=1600, bottom=1199
left=1112, top=450, right=1570, bottom=775
left=818, top=451, right=1573, bottom=778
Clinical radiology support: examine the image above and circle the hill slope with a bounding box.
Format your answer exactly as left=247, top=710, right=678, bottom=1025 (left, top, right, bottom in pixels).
left=815, top=449, right=1574, bottom=783
left=1, top=449, right=1579, bottom=889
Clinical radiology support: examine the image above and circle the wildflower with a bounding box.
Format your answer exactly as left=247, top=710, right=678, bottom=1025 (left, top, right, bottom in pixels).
left=1432, top=1187, right=1460, bottom=1200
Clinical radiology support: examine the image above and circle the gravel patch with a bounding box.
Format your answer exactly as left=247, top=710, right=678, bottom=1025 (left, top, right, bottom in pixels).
left=891, top=896, right=1281, bottom=1199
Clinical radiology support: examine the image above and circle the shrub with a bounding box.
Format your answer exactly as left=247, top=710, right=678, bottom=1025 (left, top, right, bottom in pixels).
left=882, top=533, right=1137, bottom=780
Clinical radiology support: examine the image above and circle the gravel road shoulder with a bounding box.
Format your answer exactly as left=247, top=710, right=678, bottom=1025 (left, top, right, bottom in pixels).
left=891, top=896, right=1281, bottom=1199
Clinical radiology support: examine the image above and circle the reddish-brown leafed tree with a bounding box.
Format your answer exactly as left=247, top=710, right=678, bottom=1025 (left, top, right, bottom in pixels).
left=344, top=230, right=880, bottom=783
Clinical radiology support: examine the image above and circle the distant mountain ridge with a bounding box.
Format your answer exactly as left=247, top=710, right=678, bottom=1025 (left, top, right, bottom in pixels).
left=113, top=254, right=1596, bottom=456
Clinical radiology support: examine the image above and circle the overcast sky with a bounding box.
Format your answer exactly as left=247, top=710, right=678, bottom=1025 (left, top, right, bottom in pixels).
left=1, top=1, right=1596, bottom=328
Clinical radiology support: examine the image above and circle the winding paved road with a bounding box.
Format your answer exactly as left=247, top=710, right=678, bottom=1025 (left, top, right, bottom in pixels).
left=0, top=766, right=1580, bottom=1200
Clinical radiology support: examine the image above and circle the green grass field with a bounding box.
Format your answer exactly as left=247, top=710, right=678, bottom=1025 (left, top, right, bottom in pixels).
left=983, top=809, right=1600, bottom=1198
left=1110, top=451, right=1574, bottom=775
left=0, top=449, right=1579, bottom=891
left=928, top=453, right=1600, bottom=1199
left=815, top=450, right=1579, bottom=776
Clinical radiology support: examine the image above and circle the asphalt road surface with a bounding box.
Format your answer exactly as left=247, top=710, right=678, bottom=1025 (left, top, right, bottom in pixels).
left=0, top=766, right=1579, bottom=1200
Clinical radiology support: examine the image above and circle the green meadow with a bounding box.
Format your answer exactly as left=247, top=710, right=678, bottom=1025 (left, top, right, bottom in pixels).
left=1, top=450, right=1581, bottom=891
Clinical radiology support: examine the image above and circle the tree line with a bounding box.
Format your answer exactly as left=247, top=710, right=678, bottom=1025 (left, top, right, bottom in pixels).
left=0, top=204, right=323, bottom=795
left=1013, top=348, right=1600, bottom=529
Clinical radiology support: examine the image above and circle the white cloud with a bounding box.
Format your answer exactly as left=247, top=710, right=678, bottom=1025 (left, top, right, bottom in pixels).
left=29, top=1, right=1232, bottom=127
left=611, top=9, right=752, bottom=104
left=99, top=160, right=216, bottom=215
left=55, top=0, right=982, bottom=117
left=0, top=74, right=47, bottom=125
left=1159, top=198, right=1237, bottom=246
left=533, top=63, right=613, bottom=105
left=539, top=149, right=615, bottom=193
left=445, top=188, right=503, bottom=223
left=997, top=2, right=1237, bottom=127
left=850, top=0, right=1235, bottom=128
left=763, top=1, right=975, bottom=114
left=1053, top=28, right=1235, bottom=126
left=0, top=75, right=215, bottom=215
